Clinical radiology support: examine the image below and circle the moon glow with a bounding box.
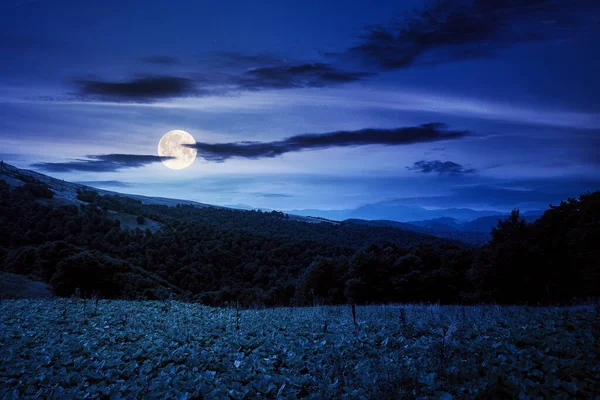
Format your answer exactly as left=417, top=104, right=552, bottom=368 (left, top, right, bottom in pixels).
left=157, top=130, right=197, bottom=170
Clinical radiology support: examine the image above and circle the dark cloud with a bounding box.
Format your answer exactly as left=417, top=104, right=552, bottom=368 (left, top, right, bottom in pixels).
left=250, top=192, right=294, bottom=198
left=186, top=123, right=469, bottom=162
left=407, top=160, right=475, bottom=175
left=345, top=0, right=600, bottom=70
left=235, top=63, right=372, bottom=90
left=74, top=76, right=201, bottom=102
left=72, top=61, right=370, bottom=101
left=32, top=154, right=173, bottom=173
left=47, top=1, right=597, bottom=103
left=140, top=55, right=180, bottom=65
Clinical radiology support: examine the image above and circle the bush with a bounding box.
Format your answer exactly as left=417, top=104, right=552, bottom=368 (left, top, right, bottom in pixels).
left=76, top=188, right=99, bottom=203
left=14, top=183, right=54, bottom=199
left=50, top=251, right=128, bottom=298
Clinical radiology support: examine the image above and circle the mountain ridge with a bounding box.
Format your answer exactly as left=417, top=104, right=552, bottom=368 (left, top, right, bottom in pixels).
left=0, top=162, right=530, bottom=245
left=0, top=162, right=465, bottom=247
left=286, top=204, right=543, bottom=223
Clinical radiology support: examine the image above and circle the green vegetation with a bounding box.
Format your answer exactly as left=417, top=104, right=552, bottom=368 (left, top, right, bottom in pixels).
left=1, top=179, right=599, bottom=305
left=1, top=300, right=598, bottom=399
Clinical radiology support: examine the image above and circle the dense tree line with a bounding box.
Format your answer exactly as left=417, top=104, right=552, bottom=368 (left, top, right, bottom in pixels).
left=469, top=193, right=600, bottom=304
left=1, top=179, right=598, bottom=305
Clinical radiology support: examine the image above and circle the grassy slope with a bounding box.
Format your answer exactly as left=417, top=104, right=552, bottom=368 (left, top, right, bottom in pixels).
left=0, top=163, right=327, bottom=224
left=1, top=300, right=598, bottom=399
left=106, top=211, right=163, bottom=232
left=0, top=162, right=210, bottom=208
left=0, top=273, right=52, bottom=299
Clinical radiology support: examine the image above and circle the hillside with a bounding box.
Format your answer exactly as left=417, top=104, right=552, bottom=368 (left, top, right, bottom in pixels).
left=0, top=163, right=461, bottom=250
left=0, top=162, right=212, bottom=208
left=344, top=218, right=490, bottom=245
left=1, top=163, right=598, bottom=306
left=0, top=162, right=337, bottom=225
left=0, top=163, right=471, bottom=305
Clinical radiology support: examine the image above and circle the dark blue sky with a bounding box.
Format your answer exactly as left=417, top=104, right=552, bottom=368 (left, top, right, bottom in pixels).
left=1, top=0, right=599, bottom=213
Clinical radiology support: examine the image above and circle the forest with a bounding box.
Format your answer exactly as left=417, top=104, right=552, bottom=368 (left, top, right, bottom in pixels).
left=0, top=179, right=598, bottom=306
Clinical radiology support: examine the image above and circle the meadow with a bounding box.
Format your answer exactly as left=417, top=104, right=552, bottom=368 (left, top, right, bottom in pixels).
left=1, top=300, right=598, bottom=399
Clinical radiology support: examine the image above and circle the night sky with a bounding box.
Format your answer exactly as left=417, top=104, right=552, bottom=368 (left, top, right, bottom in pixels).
left=1, top=0, right=599, bottom=214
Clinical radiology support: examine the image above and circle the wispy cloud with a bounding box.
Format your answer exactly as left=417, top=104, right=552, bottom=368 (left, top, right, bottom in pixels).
left=234, top=63, right=372, bottom=90
left=71, top=62, right=371, bottom=102
left=407, top=160, right=475, bottom=175
left=344, top=0, right=600, bottom=70
left=32, top=154, right=173, bottom=173
left=249, top=192, right=294, bottom=198
left=29, top=1, right=599, bottom=104
left=15, top=84, right=600, bottom=130
left=186, top=123, right=469, bottom=162
left=73, top=76, right=202, bottom=102
left=382, top=182, right=578, bottom=210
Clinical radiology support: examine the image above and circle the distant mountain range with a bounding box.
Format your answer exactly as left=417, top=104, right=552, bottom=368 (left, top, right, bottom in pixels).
left=343, top=212, right=543, bottom=246
left=282, top=202, right=545, bottom=246
left=406, top=214, right=542, bottom=233
left=285, top=204, right=543, bottom=225
left=342, top=219, right=488, bottom=245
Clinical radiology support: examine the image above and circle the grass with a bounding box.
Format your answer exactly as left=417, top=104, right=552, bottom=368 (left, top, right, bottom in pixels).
left=0, top=273, right=52, bottom=299
left=106, top=211, right=163, bottom=232
left=0, top=300, right=598, bottom=399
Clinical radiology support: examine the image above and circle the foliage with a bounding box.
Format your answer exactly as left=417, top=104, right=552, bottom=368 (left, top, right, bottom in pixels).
left=470, top=194, right=600, bottom=304
left=14, top=183, right=54, bottom=199
left=76, top=188, right=100, bottom=203
left=0, top=180, right=473, bottom=305
left=0, top=300, right=598, bottom=399
left=50, top=250, right=177, bottom=299
left=1, top=179, right=599, bottom=305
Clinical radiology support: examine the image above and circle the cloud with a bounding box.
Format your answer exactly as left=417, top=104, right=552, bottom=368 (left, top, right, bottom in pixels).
left=140, top=55, right=180, bottom=65
left=378, top=184, right=565, bottom=210
left=249, top=192, right=294, bottom=198
left=38, top=1, right=597, bottom=103
left=235, top=63, right=372, bottom=90
left=344, top=0, right=600, bottom=70
left=407, top=160, right=475, bottom=175
left=32, top=154, right=173, bottom=173
left=74, top=76, right=201, bottom=102
left=186, top=123, right=469, bottom=162
left=71, top=61, right=370, bottom=102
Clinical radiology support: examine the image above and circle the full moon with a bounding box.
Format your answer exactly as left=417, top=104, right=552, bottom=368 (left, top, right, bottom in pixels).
left=157, top=130, right=197, bottom=170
